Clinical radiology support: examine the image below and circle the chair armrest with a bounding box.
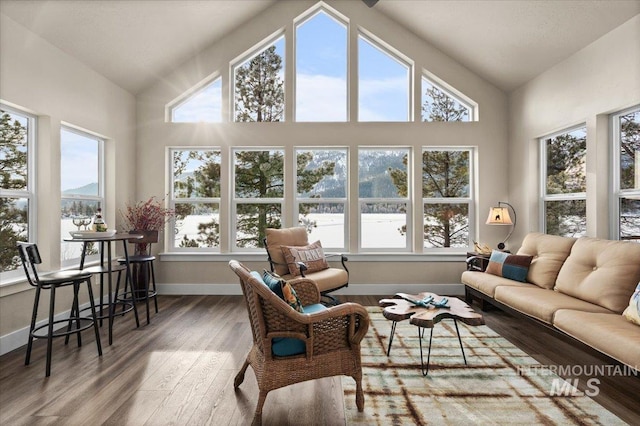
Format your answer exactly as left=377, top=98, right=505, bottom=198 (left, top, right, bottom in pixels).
left=295, top=302, right=370, bottom=344
left=288, top=278, right=321, bottom=305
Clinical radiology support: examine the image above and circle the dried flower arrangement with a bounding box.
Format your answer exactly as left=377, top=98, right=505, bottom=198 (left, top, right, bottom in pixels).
left=120, top=196, right=175, bottom=232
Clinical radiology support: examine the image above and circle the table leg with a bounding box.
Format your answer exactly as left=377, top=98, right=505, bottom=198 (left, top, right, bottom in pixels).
left=453, top=319, right=467, bottom=365
left=418, top=326, right=434, bottom=376
left=386, top=321, right=397, bottom=356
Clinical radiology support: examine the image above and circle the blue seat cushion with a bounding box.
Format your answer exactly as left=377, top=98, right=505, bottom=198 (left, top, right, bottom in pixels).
left=271, top=303, right=328, bottom=357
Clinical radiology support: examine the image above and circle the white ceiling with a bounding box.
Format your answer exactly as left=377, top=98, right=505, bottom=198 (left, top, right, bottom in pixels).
left=1, top=0, right=639, bottom=94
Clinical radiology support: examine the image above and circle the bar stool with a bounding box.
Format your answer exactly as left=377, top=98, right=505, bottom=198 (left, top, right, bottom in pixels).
left=118, top=230, right=159, bottom=324
left=17, top=242, right=102, bottom=377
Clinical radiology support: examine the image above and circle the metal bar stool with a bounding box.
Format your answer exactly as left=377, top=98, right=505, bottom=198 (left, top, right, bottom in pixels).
left=17, top=242, right=102, bottom=377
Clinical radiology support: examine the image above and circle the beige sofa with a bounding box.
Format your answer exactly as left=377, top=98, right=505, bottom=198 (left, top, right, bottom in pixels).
left=462, top=232, right=640, bottom=372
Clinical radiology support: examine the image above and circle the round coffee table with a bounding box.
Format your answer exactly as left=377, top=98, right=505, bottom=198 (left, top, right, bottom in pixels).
left=379, top=292, right=485, bottom=375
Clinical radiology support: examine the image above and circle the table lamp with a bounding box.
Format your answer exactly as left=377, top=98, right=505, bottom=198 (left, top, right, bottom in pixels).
left=486, top=201, right=516, bottom=250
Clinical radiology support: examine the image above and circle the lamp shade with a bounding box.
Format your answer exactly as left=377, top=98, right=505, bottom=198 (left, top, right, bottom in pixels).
left=486, top=206, right=513, bottom=225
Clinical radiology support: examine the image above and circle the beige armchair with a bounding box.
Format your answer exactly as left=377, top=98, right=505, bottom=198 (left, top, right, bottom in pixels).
left=229, top=260, right=369, bottom=426
left=264, top=227, right=349, bottom=304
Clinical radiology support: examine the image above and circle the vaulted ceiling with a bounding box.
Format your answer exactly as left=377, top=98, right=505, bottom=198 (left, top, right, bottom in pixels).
left=1, top=0, right=638, bottom=94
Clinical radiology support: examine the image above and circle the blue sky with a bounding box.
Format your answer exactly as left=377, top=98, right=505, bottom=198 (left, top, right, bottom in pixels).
left=172, top=10, right=409, bottom=123
left=60, top=128, right=99, bottom=193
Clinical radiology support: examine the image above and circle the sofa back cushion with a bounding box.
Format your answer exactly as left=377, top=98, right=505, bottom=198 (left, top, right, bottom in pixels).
left=516, top=232, right=576, bottom=289
left=555, top=237, right=640, bottom=313
left=266, top=227, right=309, bottom=276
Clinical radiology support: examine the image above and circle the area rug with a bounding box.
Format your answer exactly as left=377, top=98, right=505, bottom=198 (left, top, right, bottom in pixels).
left=342, top=307, right=625, bottom=425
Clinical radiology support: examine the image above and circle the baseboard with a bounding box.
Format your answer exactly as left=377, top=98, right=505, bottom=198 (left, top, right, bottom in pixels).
left=0, top=296, right=108, bottom=357
left=156, top=282, right=465, bottom=296
left=1, top=283, right=465, bottom=356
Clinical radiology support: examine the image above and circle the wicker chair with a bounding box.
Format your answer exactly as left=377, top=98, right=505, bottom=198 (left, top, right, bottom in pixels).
left=229, top=260, right=369, bottom=426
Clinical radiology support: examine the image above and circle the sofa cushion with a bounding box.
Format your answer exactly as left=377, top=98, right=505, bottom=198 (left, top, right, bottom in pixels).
left=553, top=309, right=640, bottom=372
left=266, top=227, right=309, bottom=276
left=622, top=283, right=640, bottom=326
left=462, top=270, right=530, bottom=297
left=485, top=250, right=533, bottom=282
left=494, top=286, right=611, bottom=324
left=281, top=240, right=329, bottom=276
left=279, top=267, right=348, bottom=294
left=555, top=237, right=640, bottom=313
left=516, top=232, right=576, bottom=289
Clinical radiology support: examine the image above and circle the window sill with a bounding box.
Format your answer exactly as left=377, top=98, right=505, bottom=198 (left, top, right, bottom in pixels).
left=159, top=252, right=467, bottom=262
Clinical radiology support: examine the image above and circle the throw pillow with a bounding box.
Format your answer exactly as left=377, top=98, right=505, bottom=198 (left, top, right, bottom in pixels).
left=262, top=270, right=303, bottom=313
left=485, top=250, right=533, bottom=283
left=280, top=240, right=329, bottom=276
left=622, top=283, right=640, bottom=326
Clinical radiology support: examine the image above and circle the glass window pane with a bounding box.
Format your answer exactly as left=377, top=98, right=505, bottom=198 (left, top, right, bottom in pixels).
left=234, top=37, right=285, bottom=122
left=61, top=199, right=99, bottom=261
left=296, top=149, right=346, bottom=198
left=423, top=150, right=470, bottom=198
left=358, top=35, right=409, bottom=122
left=545, top=127, right=586, bottom=195
left=360, top=202, right=407, bottom=248
left=174, top=203, right=220, bottom=248
left=173, top=150, right=221, bottom=198
left=421, top=79, right=470, bottom=122
left=61, top=129, right=100, bottom=196
left=545, top=200, right=586, bottom=237
left=235, top=203, right=282, bottom=248
left=620, top=197, right=640, bottom=242
left=299, top=202, right=345, bottom=248
left=359, top=149, right=408, bottom=198
left=0, top=110, right=29, bottom=191
left=423, top=203, right=469, bottom=248
left=619, top=110, right=640, bottom=191
left=1, top=197, right=28, bottom=272
left=296, top=11, right=347, bottom=122
left=172, top=78, right=222, bottom=123
left=234, top=150, right=284, bottom=198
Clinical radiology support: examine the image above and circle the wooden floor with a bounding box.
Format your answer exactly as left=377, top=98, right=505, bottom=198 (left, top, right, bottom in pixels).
left=0, top=295, right=638, bottom=425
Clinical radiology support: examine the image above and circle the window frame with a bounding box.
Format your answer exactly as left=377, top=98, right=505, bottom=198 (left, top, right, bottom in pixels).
left=0, top=103, right=37, bottom=281
left=357, top=30, right=413, bottom=123
left=611, top=105, right=640, bottom=241
left=422, top=147, right=475, bottom=252
left=60, top=124, right=105, bottom=267
left=168, top=147, right=222, bottom=252
left=539, top=124, right=587, bottom=237
left=294, top=147, right=349, bottom=251
left=231, top=31, right=286, bottom=123
left=357, top=147, right=412, bottom=252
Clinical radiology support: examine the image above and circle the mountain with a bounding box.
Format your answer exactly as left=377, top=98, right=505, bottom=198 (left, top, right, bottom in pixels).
left=62, top=182, right=98, bottom=196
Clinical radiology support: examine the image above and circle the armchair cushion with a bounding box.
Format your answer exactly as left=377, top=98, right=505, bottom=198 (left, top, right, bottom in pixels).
left=281, top=240, right=329, bottom=276
left=261, top=270, right=303, bottom=313
left=266, top=227, right=309, bottom=275
left=271, top=303, right=328, bottom=357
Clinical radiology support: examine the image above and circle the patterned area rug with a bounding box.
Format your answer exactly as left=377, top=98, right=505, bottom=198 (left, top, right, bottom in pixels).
left=343, top=307, right=624, bottom=425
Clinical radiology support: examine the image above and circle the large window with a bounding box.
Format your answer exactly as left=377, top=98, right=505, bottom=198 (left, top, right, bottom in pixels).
left=612, top=106, right=640, bottom=242
left=233, top=36, right=285, bottom=122
left=358, top=34, right=411, bottom=122
left=232, top=148, right=284, bottom=248
left=60, top=126, right=104, bottom=263
left=170, top=149, right=221, bottom=250
left=422, top=149, right=473, bottom=249
left=295, top=148, right=348, bottom=249
left=0, top=105, right=35, bottom=277
left=170, top=77, right=222, bottom=123
left=295, top=8, right=347, bottom=122
left=359, top=148, right=410, bottom=250
left=541, top=126, right=587, bottom=237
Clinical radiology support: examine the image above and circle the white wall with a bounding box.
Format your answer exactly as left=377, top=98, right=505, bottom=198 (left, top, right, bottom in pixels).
left=0, top=14, right=136, bottom=347
left=509, top=15, right=640, bottom=242
left=137, top=0, right=509, bottom=292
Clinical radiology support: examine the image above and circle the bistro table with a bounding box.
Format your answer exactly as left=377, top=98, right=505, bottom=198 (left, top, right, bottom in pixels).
left=64, top=232, right=142, bottom=345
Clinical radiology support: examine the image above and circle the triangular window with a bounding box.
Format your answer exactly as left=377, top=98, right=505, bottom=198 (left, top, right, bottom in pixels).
left=170, top=76, right=222, bottom=123
left=421, top=77, right=475, bottom=122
